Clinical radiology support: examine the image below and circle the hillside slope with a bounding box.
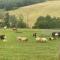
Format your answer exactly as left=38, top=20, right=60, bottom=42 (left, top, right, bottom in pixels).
left=9, top=1, right=60, bottom=28
left=0, top=0, right=46, bottom=10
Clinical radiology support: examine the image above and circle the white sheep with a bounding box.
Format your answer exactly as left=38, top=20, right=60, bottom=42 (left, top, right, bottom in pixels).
left=17, top=36, right=28, bottom=42
left=4, top=26, right=7, bottom=29
left=12, top=28, right=17, bottom=31
left=3, top=39, right=7, bottom=42
left=36, top=37, right=47, bottom=43
left=36, top=37, right=41, bottom=42
left=17, top=36, right=22, bottom=41
left=21, top=37, right=28, bottom=41
left=49, top=37, right=54, bottom=40
left=40, top=38, right=48, bottom=42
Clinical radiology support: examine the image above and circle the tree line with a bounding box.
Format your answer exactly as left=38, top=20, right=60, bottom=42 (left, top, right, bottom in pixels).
left=0, top=12, right=27, bottom=28
left=0, top=13, right=60, bottom=29
left=0, top=0, right=46, bottom=10
left=33, top=15, right=60, bottom=29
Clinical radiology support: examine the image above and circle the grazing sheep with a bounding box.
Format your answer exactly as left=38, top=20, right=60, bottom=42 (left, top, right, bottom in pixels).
left=4, top=26, right=7, bottom=29
left=3, top=39, right=7, bottom=42
left=49, top=37, right=54, bottom=40
left=12, top=28, right=17, bottom=31
left=0, top=35, right=6, bottom=40
left=40, top=38, right=48, bottom=42
left=17, top=36, right=28, bottom=42
left=17, top=36, right=22, bottom=41
left=33, top=33, right=37, bottom=38
left=52, top=32, right=60, bottom=38
left=21, top=37, right=28, bottom=41
left=35, top=37, right=41, bottom=42
left=36, top=37, right=47, bottom=43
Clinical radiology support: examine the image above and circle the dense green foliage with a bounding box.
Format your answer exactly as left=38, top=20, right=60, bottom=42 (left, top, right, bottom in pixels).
left=0, top=0, right=46, bottom=10
left=33, top=15, right=60, bottom=29
left=16, top=16, right=27, bottom=28
left=0, top=12, right=27, bottom=28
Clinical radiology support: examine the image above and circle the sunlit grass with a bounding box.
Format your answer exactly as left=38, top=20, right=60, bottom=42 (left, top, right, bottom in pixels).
left=0, top=29, right=60, bottom=60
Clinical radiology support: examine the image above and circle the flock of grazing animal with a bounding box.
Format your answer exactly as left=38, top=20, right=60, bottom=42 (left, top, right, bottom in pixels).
left=16, top=32, right=60, bottom=43
left=0, top=28, right=60, bottom=43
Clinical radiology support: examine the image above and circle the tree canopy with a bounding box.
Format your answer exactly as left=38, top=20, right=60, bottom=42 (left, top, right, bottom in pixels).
left=33, top=15, right=60, bottom=29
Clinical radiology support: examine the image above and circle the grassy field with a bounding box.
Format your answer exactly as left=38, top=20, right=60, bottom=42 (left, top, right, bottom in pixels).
left=0, top=29, right=60, bottom=60
left=9, top=1, right=60, bottom=27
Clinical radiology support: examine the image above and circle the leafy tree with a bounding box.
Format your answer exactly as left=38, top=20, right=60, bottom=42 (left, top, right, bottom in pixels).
left=9, top=15, right=17, bottom=28
left=4, top=12, right=10, bottom=27
left=33, top=15, right=60, bottom=29
left=16, top=15, right=27, bottom=28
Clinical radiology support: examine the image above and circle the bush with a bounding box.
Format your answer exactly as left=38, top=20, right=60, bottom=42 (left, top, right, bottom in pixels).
left=33, top=15, right=60, bottom=29
left=3, top=13, right=27, bottom=28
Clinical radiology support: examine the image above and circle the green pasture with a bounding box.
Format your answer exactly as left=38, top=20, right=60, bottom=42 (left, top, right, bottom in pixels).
left=0, top=29, right=60, bottom=60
